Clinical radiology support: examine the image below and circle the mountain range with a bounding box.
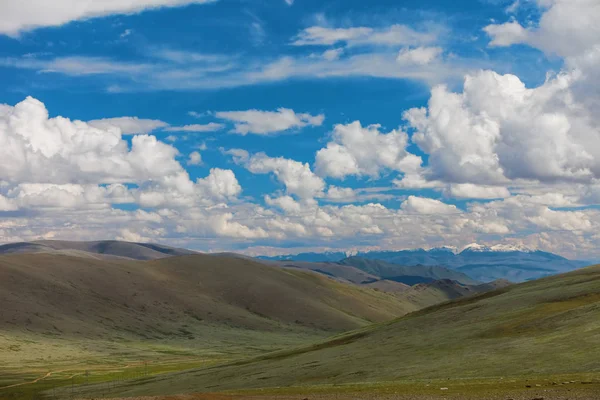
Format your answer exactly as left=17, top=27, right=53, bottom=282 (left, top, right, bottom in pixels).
left=260, top=244, right=589, bottom=282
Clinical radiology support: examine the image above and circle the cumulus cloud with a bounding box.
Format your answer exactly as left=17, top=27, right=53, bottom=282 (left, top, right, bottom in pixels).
left=187, top=151, right=202, bottom=166
left=88, top=117, right=168, bottom=135
left=231, top=151, right=325, bottom=199
left=195, top=168, right=242, bottom=201
left=484, top=0, right=600, bottom=58
left=403, top=70, right=600, bottom=185
left=315, top=121, right=416, bottom=179
left=325, top=186, right=356, bottom=202
left=0, top=96, right=244, bottom=212
left=117, top=228, right=151, bottom=243
left=528, top=208, right=593, bottom=232
left=484, top=21, right=528, bottom=47
left=0, top=0, right=216, bottom=36
left=0, top=97, right=183, bottom=186
left=401, top=196, right=459, bottom=215
left=265, top=195, right=305, bottom=214
left=215, top=108, right=324, bottom=135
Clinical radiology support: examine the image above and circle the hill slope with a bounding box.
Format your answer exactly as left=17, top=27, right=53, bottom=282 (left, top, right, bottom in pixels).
left=0, top=252, right=433, bottom=371
left=0, top=253, right=417, bottom=338
left=115, top=264, right=600, bottom=394
left=0, top=240, right=197, bottom=260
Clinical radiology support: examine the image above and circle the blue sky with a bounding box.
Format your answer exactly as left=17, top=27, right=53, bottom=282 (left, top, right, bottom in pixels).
left=0, top=0, right=599, bottom=258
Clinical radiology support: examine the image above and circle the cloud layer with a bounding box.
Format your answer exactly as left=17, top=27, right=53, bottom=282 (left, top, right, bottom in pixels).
left=0, top=0, right=215, bottom=36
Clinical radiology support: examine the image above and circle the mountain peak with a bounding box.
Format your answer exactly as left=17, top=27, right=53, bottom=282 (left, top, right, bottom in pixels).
left=460, top=243, right=492, bottom=253
left=427, top=246, right=459, bottom=254
left=459, top=243, right=533, bottom=253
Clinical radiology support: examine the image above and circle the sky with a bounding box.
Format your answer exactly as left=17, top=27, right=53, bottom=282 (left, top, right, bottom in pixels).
left=0, top=0, right=600, bottom=259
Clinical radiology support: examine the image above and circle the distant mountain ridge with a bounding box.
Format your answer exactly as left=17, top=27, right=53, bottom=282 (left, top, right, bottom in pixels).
left=260, top=245, right=589, bottom=282
left=338, top=257, right=480, bottom=285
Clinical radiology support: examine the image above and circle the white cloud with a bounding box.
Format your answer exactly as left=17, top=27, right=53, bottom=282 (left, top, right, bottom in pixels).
left=0, top=194, right=17, bottom=211
left=117, top=228, right=151, bottom=243
left=4, top=44, right=473, bottom=91
left=484, top=21, right=528, bottom=47
left=233, top=151, right=325, bottom=199
left=326, top=186, right=356, bottom=202
left=0, top=0, right=216, bottom=36
left=88, top=117, right=168, bottom=135
left=208, top=213, right=269, bottom=239
left=322, top=48, right=344, bottom=61
left=401, top=196, right=459, bottom=215
left=528, top=208, right=593, bottom=232
left=396, top=47, right=443, bottom=65
left=0, top=97, right=184, bottom=186
left=484, top=0, right=600, bottom=58
left=216, top=108, right=324, bottom=135
left=164, top=123, right=224, bottom=132
left=120, top=29, right=133, bottom=39
left=446, top=184, right=511, bottom=199
left=292, top=25, right=438, bottom=47
left=285, top=0, right=294, bottom=5
left=0, top=97, right=247, bottom=214
left=265, top=195, right=306, bottom=214
left=404, top=69, right=600, bottom=185
left=315, top=121, right=416, bottom=179
left=187, top=151, right=202, bottom=166
left=188, top=111, right=205, bottom=118
left=506, top=0, right=520, bottom=14
left=196, top=168, right=242, bottom=200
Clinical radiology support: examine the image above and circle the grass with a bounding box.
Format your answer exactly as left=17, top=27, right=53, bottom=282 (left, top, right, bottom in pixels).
left=218, top=374, right=600, bottom=400
left=0, top=326, right=326, bottom=400
left=75, top=264, right=600, bottom=398
left=1, top=252, right=431, bottom=400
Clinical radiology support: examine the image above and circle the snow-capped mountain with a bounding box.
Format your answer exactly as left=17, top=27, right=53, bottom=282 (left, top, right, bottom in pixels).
left=460, top=243, right=533, bottom=253
left=259, top=244, right=588, bottom=283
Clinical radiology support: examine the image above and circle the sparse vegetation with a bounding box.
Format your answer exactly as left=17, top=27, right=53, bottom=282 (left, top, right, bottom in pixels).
left=76, top=263, right=600, bottom=398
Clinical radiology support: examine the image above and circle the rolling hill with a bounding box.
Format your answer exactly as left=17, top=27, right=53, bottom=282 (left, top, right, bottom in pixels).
left=104, top=263, right=600, bottom=395
left=0, top=240, right=197, bottom=260
left=0, top=251, right=452, bottom=372
left=0, top=253, right=415, bottom=337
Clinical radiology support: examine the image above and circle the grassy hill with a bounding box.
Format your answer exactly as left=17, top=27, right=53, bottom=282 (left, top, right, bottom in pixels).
left=0, top=240, right=196, bottom=260
left=99, top=263, right=600, bottom=396
left=0, top=253, right=418, bottom=348
left=1, top=252, right=432, bottom=399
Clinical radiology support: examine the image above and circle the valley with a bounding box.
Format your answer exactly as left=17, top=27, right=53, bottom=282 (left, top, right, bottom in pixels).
left=0, top=242, right=500, bottom=399
left=1, top=241, right=599, bottom=400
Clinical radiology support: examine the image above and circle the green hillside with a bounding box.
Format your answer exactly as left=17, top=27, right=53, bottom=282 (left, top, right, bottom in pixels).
left=1, top=252, right=450, bottom=399
left=96, top=263, right=600, bottom=396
